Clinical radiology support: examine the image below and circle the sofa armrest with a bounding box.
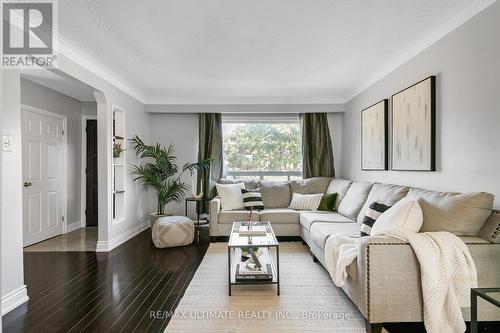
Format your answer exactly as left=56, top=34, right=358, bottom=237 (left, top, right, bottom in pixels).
left=357, top=236, right=423, bottom=323
left=357, top=235, right=500, bottom=323
left=209, top=197, right=221, bottom=237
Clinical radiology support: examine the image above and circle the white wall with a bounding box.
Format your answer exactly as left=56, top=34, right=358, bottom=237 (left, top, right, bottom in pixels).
left=1, top=70, right=28, bottom=315
left=20, top=78, right=84, bottom=228
left=340, top=2, right=500, bottom=207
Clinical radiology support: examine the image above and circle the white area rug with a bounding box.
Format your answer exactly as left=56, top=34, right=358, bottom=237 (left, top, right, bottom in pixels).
left=165, top=242, right=366, bottom=332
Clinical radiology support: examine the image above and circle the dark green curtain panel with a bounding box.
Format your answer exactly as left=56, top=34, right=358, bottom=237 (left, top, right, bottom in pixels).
left=300, top=113, right=335, bottom=178
left=197, top=113, right=223, bottom=213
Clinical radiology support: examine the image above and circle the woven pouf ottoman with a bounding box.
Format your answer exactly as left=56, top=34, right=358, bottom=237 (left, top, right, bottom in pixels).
left=152, top=216, right=195, bottom=248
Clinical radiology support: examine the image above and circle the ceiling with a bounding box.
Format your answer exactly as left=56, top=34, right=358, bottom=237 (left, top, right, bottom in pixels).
left=21, top=69, right=97, bottom=102
left=57, top=0, right=492, bottom=104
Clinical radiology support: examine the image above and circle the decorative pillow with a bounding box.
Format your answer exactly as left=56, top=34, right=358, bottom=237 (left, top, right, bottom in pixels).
left=241, top=188, right=264, bottom=211
left=360, top=202, right=392, bottom=236
left=215, top=183, right=245, bottom=211
left=288, top=193, right=323, bottom=211
left=371, top=198, right=423, bottom=236
left=318, top=193, right=338, bottom=212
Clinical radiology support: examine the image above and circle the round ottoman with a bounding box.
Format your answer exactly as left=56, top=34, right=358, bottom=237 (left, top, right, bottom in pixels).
left=152, top=216, right=195, bottom=248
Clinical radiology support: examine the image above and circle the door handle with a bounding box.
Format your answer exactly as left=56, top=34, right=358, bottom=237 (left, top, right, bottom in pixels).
left=23, top=182, right=32, bottom=187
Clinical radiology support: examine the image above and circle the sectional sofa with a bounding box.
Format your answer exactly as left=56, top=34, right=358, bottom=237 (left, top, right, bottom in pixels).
left=209, top=177, right=500, bottom=331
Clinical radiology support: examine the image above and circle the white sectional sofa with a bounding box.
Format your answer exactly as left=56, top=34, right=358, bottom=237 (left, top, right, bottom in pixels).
left=209, top=177, right=500, bottom=332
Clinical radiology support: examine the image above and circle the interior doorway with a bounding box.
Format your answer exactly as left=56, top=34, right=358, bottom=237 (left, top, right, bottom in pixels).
left=84, top=118, right=98, bottom=227
left=20, top=69, right=100, bottom=252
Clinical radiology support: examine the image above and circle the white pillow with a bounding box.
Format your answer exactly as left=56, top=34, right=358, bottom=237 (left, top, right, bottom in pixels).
left=216, top=183, right=245, bottom=211
left=371, top=198, right=423, bottom=237
left=288, top=193, right=323, bottom=211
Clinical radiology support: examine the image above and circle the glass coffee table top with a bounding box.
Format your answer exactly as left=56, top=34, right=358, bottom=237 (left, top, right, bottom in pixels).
left=228, top=221, right=278, bottom=247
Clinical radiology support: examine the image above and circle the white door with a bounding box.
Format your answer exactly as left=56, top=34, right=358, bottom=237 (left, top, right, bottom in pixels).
left=22, top=108, right=65, bottom=246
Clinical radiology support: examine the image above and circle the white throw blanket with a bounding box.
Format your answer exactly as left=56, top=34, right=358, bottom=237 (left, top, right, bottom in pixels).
left=324, top=230, right=478, bottom=333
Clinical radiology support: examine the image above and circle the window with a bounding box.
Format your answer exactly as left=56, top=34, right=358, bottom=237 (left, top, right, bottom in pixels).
left=222, top=116, right=302, bottom=181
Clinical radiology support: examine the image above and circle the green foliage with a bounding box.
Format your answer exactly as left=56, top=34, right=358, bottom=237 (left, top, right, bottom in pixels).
left=224, top=124, right=301, bottom=171
left=130, top=135, right=212, bottom=215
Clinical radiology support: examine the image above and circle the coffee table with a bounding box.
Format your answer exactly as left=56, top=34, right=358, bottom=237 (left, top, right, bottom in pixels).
left=470, top=288, right=500, bottom=333
left=228, top=221, right=280, bottom=296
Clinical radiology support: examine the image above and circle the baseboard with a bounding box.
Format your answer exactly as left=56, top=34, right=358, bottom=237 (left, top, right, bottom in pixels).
left=1, top=285, right=29, bottom=315
left=96, top=220, right=150, bottom=252
left=66, top=221, right=82, bottom=233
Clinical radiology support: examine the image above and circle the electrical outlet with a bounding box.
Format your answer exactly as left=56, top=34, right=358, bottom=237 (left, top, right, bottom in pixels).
left=2, top=136, right=13, bottom=152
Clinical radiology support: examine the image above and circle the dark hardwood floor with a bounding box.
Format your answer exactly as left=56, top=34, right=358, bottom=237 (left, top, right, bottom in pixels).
left=3, top=227, right=498, bottom=333
left=2, top=228, right=209, bottom=333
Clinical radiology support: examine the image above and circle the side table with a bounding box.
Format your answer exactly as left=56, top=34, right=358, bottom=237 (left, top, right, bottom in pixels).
left=185, top=197, right=210, bottom=229
left=470, top=288, right=500, bottom=333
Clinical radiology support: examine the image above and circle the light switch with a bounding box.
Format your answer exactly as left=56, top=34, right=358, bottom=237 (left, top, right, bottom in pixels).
left=2, top=136, right=13, bottom=151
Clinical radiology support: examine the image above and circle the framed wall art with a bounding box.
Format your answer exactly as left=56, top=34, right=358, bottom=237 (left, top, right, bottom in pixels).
left=391, top=76, right=436, bottom=171
left=361, top=99, right=388, bottom=170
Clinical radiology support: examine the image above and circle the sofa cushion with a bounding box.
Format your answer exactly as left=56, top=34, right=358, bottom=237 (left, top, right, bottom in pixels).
left=318, top=193, right=338, bottom=212
left=217, top=178, right=258, bottom=190
left=260, top=208, right=300, bottom=224
left=218, top=210, right=252, bottom=224
left=290, top=177, right=332, bottom=194
left=259, top=181, right=291, bottom=208
left=241, top=188, right=264, bottom=210
left=371, top=198, right=423, bottom=236
left=356, top=183, right=409, bottom=223
left=215, top=183, right=245, bottom=211
left=300, top=212, right=353, bottom=231
left=478, top=210, right=500, bottom=243
left=289, top=193, right=323, bottom=211
left=310, top=222, right=360, bottom=250
left=326, top=179, right=353, bottom=209
left=360, top=202, right=392, bottom=236
left=338, top=181, right=374, bottom=220
left=406, top=188, right=494, bottom=235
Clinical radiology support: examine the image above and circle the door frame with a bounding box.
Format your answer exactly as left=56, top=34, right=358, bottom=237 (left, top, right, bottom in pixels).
left=21, top=104, right=69, bottom=238
left=80, top=115, right=97, bottom=228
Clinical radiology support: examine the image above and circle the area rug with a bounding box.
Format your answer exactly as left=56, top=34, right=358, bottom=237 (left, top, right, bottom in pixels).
left=165, top=242, right=366, bottom=332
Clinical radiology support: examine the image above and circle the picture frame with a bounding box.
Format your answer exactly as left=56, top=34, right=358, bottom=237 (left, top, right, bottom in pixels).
left=391, top=76, right=436, bottom=171
left=361, top=99, right=388, bottom=170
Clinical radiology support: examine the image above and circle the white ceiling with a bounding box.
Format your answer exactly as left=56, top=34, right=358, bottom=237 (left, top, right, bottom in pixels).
left=57, top=0, right=493, bottom=104
left=21, top=69, right=97, bottom=102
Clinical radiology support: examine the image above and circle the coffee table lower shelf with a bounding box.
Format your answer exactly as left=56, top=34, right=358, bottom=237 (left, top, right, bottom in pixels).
left=227, top=246, right=280, bottom=296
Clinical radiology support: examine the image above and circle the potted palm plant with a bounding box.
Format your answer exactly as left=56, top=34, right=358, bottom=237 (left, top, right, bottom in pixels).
left=130, top=135, right=212, bottom=226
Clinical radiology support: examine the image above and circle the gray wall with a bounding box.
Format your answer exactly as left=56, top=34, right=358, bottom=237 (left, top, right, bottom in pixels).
left=21, top=78, right=84, bottom=227
left=149, top=113, right=199, bottom=218
left=340, top=2, right=500, bottom=207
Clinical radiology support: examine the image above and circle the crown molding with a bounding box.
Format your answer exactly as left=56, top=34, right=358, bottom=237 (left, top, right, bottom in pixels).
left=144, top=96, right=345, bottom=105
left=56, top=35, right=147, bottom=103
left=346, top=0, right=496, bottom=102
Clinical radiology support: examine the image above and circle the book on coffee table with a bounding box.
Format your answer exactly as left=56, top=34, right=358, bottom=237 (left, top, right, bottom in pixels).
left=236, top=263, right=273, bottom=281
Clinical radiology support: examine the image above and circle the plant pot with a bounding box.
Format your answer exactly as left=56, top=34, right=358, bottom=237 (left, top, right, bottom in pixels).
left=150, top=212, right=172, bottom=228
left=113, top=157, right=120, bottom=164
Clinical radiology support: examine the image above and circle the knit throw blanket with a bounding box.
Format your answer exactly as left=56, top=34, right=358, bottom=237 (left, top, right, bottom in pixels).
left=325, top=230, right=477, bottom=333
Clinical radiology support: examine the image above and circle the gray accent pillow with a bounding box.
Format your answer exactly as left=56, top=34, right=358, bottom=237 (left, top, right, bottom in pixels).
left=406, top=188, right=494, bottom=235
left=337, top=181, right=374, bottom=220
left=289, top=177, right=332, bottom=194
left=326, top=179, right=353, bottom=209
left=259, top=181, right=291, bottom=208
